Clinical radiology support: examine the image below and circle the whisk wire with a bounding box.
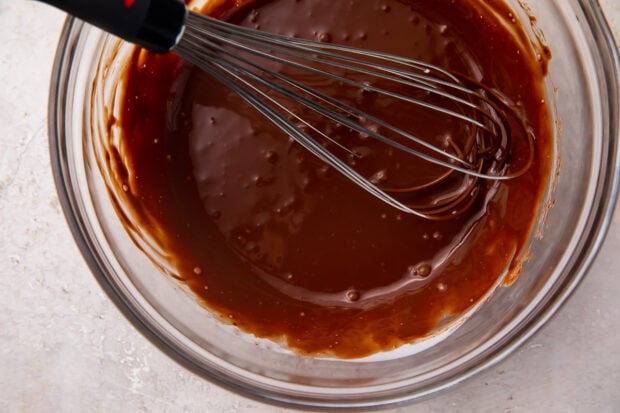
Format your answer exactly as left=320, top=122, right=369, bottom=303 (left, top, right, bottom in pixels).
left=189, top=12, right=524, bottom=144
left=179, top=33, right=490, bottom=176
left=181, top=29, right=482, bottom=170
left=180, top=43, right=421, bottom=216
left=184, top=15, right=498, bottom=132
left=173, top=11, right=535, bottom=219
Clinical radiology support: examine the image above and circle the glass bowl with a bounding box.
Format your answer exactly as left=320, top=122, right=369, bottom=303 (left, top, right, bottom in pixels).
left=48, top=0, right=620, bottom=409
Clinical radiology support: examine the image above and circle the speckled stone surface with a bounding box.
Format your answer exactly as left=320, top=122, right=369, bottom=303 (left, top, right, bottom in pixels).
left=1, top=1, right=619, bottom=411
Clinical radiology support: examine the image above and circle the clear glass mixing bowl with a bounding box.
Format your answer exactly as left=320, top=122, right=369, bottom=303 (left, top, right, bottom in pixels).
left=48, top=0, right=620, bottom=409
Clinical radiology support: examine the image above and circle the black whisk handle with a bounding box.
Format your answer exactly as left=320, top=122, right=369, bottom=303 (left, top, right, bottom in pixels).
left=36, top=0, right=187, bottom=53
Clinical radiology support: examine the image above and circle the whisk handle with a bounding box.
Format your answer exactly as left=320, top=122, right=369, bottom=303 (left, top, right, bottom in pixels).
left=36, top=0, right=187, bottom=53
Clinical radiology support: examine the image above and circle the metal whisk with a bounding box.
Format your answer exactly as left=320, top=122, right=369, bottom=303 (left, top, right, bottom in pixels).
left=40, top=0, right=535, bottom=219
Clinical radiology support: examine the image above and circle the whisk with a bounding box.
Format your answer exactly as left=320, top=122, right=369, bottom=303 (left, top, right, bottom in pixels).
left=39, top=0, right=535, bottom=219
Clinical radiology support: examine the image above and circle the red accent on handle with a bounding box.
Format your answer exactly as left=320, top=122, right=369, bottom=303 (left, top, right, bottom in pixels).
left=124, top=0, right=135, bottom=7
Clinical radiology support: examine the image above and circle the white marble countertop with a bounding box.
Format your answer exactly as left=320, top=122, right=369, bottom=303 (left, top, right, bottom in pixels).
left=1, top=1, right=619, bottom=412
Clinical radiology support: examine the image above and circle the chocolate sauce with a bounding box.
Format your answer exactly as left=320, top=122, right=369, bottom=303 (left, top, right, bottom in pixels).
left=110, top=0, right=552, bottom=357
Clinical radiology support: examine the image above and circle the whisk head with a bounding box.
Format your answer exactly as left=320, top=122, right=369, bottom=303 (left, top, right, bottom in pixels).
left=173, top=11, right=535, bottom=220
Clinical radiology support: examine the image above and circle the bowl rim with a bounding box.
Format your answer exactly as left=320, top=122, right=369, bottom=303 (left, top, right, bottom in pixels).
left=47, top=1, right=620, bottom=409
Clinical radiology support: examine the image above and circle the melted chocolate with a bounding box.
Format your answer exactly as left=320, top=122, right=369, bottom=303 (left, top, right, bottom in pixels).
left=109, top=0, right=552, bottom=357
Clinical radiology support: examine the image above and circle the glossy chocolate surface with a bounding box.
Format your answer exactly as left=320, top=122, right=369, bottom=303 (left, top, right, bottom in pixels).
left=110, top=0, right=552, bottom=357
